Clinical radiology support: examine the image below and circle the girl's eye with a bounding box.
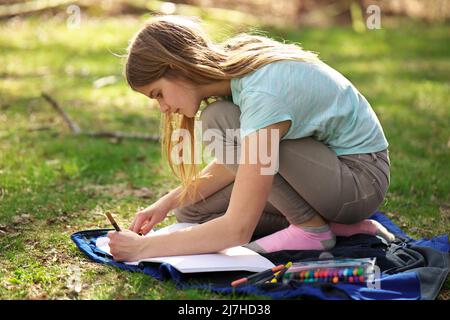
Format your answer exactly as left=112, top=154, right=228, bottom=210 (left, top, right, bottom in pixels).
left=150, top=92, right=162, bottom=99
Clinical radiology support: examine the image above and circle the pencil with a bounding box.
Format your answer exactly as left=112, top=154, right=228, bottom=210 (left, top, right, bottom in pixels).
left=270, top=261, right=292, bottom=283
left=105, top=212, right=121, bottom=232
left=231, top=264, right=285, bottom=287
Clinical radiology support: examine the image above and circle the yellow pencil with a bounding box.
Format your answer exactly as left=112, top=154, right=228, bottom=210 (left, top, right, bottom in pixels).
left=270, top=261, right=292, bottom=283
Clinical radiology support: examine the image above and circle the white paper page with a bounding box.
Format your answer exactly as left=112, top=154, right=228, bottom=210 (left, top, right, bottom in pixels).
left=96, top=223, right=275, bottom=273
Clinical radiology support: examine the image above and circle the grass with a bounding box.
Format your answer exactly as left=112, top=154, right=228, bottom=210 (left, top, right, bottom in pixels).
left=0, top=11, right=449, bottom=299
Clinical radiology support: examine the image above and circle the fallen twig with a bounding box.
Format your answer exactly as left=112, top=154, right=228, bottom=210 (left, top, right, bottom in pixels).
left=81, top=130, right=160, bottom=142
left=0, top=0, right=75, bottom=18
left=27, top=125, right=53, bottom=132
left=42, top=92, right=81, bottom=134
left=41, top=92, right=160, bottom=142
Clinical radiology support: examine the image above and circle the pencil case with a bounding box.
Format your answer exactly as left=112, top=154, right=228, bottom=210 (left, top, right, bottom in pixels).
left=281, top=257, right=377, bottom=285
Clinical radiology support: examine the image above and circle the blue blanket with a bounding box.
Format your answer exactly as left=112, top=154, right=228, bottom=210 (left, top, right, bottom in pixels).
left=71, top=211, right=449, bottom=300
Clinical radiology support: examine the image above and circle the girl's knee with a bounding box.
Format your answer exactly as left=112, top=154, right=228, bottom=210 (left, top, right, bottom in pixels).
left=173, top=206, right=220, bottom=224
left=173, top=207, right=199, bottom=223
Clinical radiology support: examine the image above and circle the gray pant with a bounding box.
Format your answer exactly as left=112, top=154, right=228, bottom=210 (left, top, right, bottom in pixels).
left=174, top=101, right=390, bottom=238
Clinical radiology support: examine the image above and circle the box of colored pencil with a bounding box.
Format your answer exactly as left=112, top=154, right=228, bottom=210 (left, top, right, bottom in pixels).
left=282, top=258, right=376, bottom=285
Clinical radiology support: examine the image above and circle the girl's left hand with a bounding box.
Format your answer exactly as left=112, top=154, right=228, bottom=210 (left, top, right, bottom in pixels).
left=107, top=229, right=146, bottom=262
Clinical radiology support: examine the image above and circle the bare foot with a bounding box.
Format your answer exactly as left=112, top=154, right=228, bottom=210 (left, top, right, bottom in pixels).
left=370, top=219, right=395, bottom=242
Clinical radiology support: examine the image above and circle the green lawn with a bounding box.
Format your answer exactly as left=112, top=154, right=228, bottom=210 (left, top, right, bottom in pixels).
left=0, top=12, right=449, bottom=299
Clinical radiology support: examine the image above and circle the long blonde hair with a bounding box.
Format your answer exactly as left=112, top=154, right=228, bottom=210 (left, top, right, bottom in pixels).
left=125, top=15, right=320, bottom=207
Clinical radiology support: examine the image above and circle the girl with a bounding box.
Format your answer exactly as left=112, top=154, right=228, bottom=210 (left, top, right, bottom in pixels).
left=107, top=15, right=394, bottom=262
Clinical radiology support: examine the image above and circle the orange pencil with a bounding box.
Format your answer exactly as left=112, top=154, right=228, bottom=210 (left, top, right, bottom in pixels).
left=231, top=264, right=285, bottom=287
left=270, top=261, right=293, bottom=283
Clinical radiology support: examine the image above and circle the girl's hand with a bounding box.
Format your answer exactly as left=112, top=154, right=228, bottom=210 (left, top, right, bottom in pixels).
left=107, top=229, right=146, bottom=262
left=129, top=200, right=172, bottom=235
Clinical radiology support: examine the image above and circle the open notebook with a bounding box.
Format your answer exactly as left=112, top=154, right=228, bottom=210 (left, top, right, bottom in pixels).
left=95, top=222, right=275, bottom=273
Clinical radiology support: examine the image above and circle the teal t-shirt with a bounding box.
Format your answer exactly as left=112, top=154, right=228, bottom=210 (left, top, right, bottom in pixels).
left=230, top=60, right=388, bottom=156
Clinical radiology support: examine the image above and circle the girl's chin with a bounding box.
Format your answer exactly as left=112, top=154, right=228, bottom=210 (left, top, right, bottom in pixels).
left=183, top=110, right=197, bottom=118
left=179, top=106, right=200, bottom=118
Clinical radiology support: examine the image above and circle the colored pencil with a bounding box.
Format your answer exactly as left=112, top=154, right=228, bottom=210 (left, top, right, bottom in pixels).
left=231, top=264, right=285, bottom=287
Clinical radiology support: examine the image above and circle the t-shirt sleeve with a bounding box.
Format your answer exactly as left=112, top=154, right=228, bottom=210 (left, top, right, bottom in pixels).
left=238, top=90, right=293, bottom=139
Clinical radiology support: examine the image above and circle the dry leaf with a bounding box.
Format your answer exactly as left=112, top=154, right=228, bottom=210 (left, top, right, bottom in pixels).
left=12, top=213, right=34, bottom=225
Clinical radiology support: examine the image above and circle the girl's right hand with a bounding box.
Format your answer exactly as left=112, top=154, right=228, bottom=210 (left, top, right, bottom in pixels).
left=129, top=201, right=171, bottom=235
